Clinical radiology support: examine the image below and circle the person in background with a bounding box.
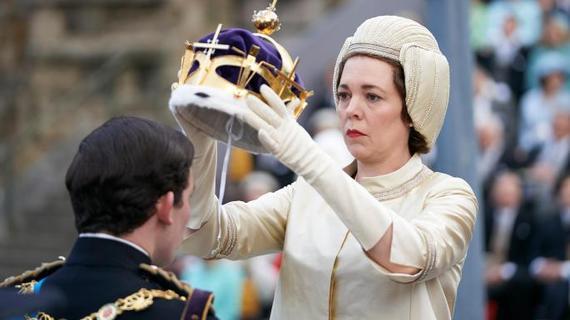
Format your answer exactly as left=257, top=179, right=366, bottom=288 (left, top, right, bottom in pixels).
left=519, top=52, right=570, bottom=158
left=488, top=13, right=530, bottom=103
left=484, top=171, right=539, bottom=320
left=527, top=109, right=570, bottom=210
left=532, top=174, right=570, bottom=320
left=472, top=65, right=514, bottom=141
left=476, top=116, right=507, bottom=195
left=525, top=13, right=570, bottom=90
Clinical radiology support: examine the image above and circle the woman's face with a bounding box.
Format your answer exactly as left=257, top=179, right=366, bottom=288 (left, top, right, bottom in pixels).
left=336, top=55, right=410, bottom=164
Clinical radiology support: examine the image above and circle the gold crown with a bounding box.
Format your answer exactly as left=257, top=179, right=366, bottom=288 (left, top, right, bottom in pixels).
left=171, top=1, right=312, bottom=118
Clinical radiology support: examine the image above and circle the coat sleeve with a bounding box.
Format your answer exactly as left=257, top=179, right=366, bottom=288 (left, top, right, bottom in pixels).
left=181, top=161, right=295, bottom=259
left=365, top=176, right=478, bottom=284
left=181, top=129, right=292, bottom=259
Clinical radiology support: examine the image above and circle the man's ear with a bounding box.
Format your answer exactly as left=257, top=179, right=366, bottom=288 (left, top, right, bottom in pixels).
left=155, top=191, right=175, bottom=225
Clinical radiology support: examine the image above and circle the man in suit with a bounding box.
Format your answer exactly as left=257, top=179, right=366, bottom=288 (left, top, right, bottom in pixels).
left=1, top=116, right=217, bottom=319
left=484, top=170, right=539, bottom=320
left=532, top=174, right=570, bottom=319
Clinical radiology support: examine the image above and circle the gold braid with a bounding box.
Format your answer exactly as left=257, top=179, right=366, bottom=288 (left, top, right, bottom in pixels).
left=24, top=288, right=185, bottom=320
left=1, top=259, right=65, bottom=291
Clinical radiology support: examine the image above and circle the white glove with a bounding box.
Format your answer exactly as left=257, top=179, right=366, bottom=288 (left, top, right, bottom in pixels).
left=243, top=85, right=393, bottom=249
left=170, top=91, right=218, bottom=230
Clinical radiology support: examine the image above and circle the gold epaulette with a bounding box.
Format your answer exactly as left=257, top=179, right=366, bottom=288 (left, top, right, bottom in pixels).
left=82, top=288, right=184, bottom=320
left=139, top=263, right=193, bottom=298
left=0, top=258, right=65, bottom=294
left=24, top=313, right=55, bottom=320
left=25, top=288, right=185, bottom=320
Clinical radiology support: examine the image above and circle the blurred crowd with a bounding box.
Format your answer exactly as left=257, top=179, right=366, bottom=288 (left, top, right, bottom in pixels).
left=472, top=0, right=570, bottom=319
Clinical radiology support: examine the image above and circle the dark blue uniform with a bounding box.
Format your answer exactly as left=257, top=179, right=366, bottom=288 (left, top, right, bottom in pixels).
left=3, top=237, right=217, bottom=320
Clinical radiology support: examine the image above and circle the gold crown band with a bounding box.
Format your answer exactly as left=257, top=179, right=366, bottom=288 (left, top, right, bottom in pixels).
left=173, top=24, right=312, bottom=119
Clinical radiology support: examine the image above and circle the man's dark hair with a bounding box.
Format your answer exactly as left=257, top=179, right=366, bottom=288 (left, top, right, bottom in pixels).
left=65, top=116, right=194, bottom=236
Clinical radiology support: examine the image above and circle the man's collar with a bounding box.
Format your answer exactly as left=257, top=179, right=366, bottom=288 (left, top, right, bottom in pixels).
left=79, top=233, right=150, bottom=258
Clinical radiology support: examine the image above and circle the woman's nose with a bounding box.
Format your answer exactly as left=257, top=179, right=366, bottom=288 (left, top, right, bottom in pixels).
left=345, top=97, right=362, bottom=118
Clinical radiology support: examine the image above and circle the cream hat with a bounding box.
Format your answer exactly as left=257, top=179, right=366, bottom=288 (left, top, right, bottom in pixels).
left=332, top=15, right=450, bottom=150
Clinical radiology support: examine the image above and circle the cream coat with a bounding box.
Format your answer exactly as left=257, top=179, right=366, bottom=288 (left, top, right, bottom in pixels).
left=182, top=154, right=477, bottom=320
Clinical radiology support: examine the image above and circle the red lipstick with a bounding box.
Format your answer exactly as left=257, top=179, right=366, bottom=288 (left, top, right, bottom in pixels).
left=346, top=129, right=366, bottom=138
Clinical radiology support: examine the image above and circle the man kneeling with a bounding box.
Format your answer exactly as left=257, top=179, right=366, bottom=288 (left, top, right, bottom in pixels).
left=1, top=116, right=217, bottom=320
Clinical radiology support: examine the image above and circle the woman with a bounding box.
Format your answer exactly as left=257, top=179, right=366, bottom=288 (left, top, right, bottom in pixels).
left=177, top=16, right=477, bottom=319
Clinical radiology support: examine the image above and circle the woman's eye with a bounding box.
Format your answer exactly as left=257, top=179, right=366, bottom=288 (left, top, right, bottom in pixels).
left=367, top=93, right=381, bottom=102
left=337, top=92, right=350, bottom=101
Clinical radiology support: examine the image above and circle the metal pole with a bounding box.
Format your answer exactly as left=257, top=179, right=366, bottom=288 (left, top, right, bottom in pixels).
left=425, top=0, right=485, bottom=319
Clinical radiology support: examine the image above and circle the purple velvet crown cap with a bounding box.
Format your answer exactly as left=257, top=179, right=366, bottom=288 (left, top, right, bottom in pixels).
left=192, top=27, right=304, bottom=92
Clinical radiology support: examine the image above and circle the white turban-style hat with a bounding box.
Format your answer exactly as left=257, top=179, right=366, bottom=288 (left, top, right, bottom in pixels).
left=332, top=15, right=450, bottom=150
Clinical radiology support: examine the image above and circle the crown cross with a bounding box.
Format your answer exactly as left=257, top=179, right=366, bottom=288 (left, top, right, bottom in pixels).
left=269, top=0, right=278, bottom=10
left=193, top=24, right=229, bottom=58
left=236, top=45, right=261, bottom=92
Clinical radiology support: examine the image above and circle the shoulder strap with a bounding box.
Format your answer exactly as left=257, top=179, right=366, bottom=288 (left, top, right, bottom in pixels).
left=139, top=263, right=193, bottom=298
left=0, top=259, right=65, bottom=292
left=138, top=263, right=216, bottom=320
left=182, top=288, right=215, bottom=320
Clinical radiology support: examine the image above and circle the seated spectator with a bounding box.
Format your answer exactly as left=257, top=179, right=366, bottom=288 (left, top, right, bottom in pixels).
left=527, top=109, right=570, bottom=209
left=488, top=13, right=531, bottom=102
left=487, top=0, right=542, bottom=47
left=531, top=175, right=570, bottom=319
left=485, top=171, right=539, bottom=320
left=477, top=116, right=507, bottom=194
left=473, top=65, right=515, bottom=141
left=526, top=13, right=570, bottom=90
left=519, top=52, right=570, bottom=153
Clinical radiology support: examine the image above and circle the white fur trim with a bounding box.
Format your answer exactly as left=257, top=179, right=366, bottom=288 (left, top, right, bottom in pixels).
left=169, top=85, right=249, bottom=117
left=169, top=84, right=269, bottom=154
